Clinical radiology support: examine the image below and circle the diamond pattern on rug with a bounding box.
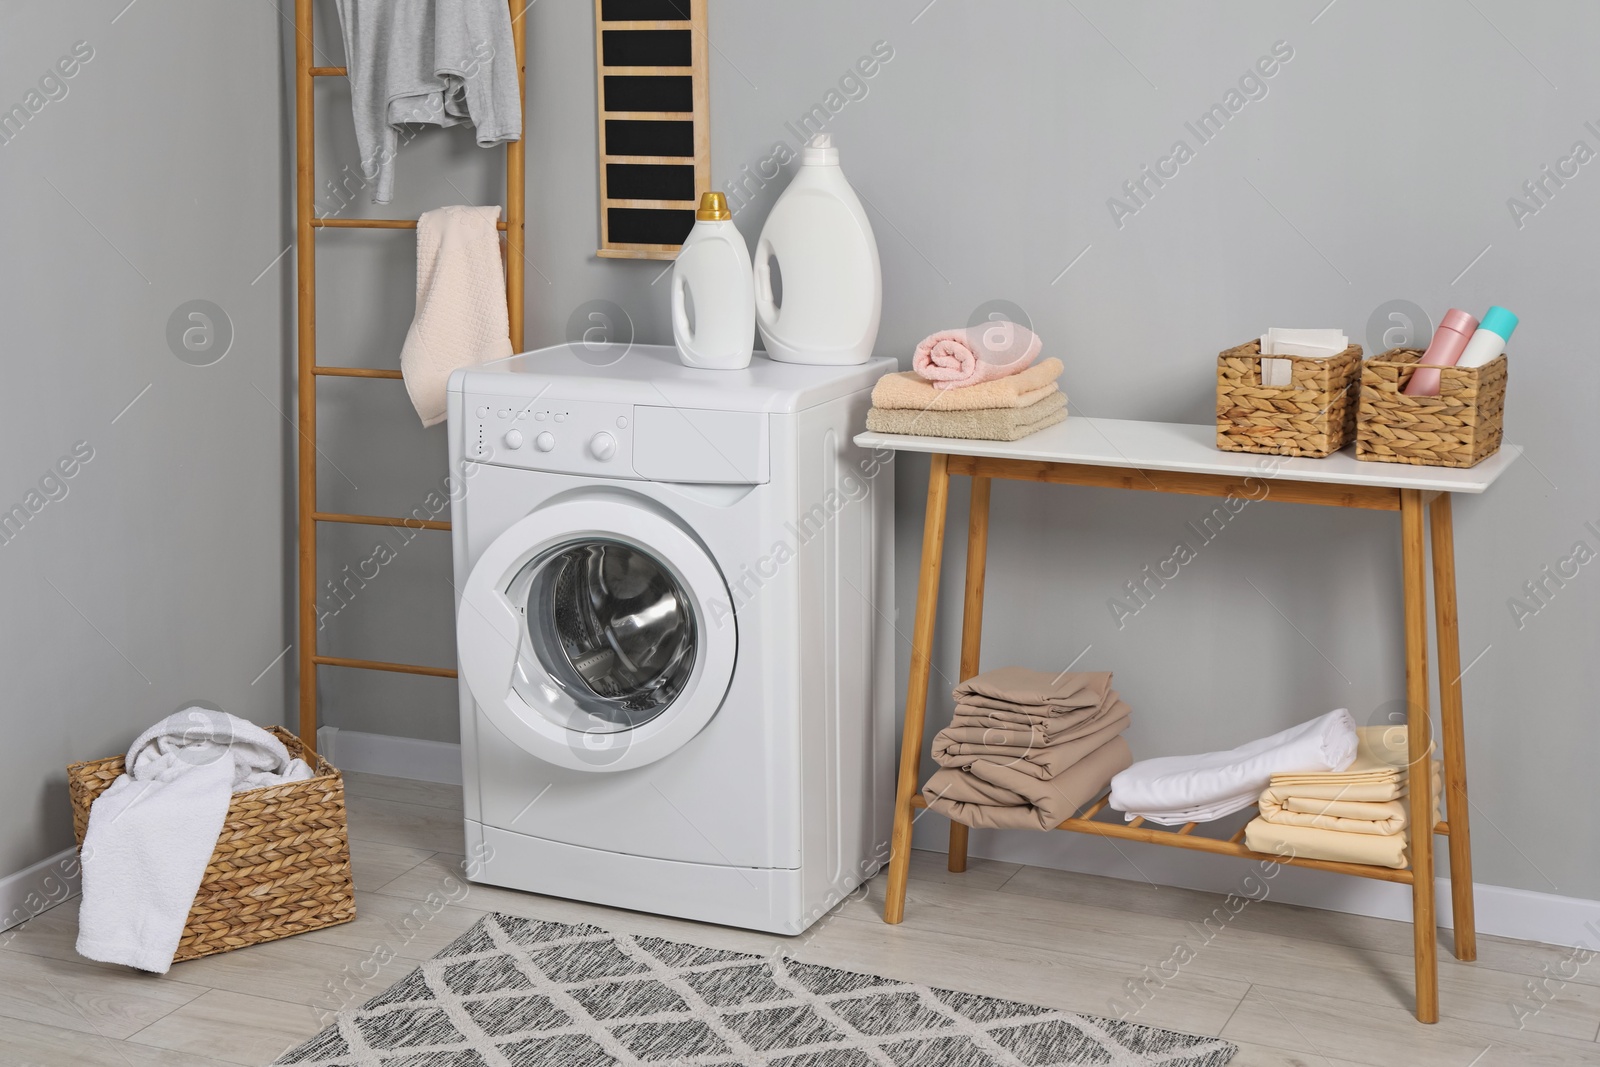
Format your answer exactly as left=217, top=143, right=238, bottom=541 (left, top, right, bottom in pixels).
left=272, top=913, right=1238, bottom=1067
left=568, top=977, right=691, bottom=1021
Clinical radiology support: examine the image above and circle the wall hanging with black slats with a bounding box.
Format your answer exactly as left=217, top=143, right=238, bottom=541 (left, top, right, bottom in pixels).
left=593, top=0, right=709, bottom=259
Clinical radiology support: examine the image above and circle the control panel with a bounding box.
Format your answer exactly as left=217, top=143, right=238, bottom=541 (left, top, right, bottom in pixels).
left=464, top=395, right=639, bottom=478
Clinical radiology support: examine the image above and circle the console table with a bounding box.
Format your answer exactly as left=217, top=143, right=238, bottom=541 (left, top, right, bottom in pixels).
left=854, top=417, right=1519, bottom=1024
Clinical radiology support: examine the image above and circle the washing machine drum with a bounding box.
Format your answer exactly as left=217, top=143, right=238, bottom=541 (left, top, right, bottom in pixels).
left=458, top=496, right=736, bottom=772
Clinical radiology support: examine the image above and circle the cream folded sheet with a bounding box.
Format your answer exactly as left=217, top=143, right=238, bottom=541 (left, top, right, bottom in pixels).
left=870, top=358, right=1063, bottom=411
left=1244, top=818, right=1410, bottom=869
left=1109, top=708, right=1359, bottom=826
left=1265, top=724, right=1409, bottom=802
left=1259, top=762, right=1440, bottom=835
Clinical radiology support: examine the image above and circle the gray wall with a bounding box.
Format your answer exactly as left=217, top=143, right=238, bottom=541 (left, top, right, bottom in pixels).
left=311, top=1, right=1597, bottom=900
left=0, top=1, right=291, bottom=876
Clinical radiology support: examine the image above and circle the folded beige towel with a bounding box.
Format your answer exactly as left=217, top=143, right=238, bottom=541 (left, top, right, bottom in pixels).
left=865, top=389, right=1066, bottom=441
left=870, top=358, right=1064, bottom=411
left=924, top=736, right=1133, bottom=831
left=1244, top=817, right=1409, bottom=869
left=933, top=698, right=1132, bottom=781
left=1258, top=761, right=1440, bottom=836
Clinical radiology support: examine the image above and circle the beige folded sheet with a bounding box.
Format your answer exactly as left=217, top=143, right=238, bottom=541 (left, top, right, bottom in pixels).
left=954, top=669, right=1113, bottom=715
left=865, top=389, right=1066, bottom=441
left=924, top=736, right=1133, bottom=831
left=933, top=700, right=1132, bottom=781
left=938, top=693, right=1128, bottom=749
left=1244, top=818, right=1409, bottom=869
left=870, top=358, right=1064, bottom=411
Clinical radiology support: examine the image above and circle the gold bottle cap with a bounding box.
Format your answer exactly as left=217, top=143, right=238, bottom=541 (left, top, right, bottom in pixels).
left=696, top=191, right=732, bottom=221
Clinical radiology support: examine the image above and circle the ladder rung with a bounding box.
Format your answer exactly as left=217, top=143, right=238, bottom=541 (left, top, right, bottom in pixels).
left=1228, top=825, right=1249, bottom=844
left=310, top=66, right=347, bottom=77
left=313, top=366, right=403, bottom=379
left=312, top=654, right=457, bottom=679
left=1176, top=822, right=1198, bottom=835
left=312, top=217, right=509, bottom=231
left=1434, top=820, right=1449, bottom=836
left=315, top=511, right=450, bottom=532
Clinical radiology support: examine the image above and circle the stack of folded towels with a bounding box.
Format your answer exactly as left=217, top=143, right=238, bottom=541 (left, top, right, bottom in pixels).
left=1109, top=708, right=1359, bottom=825
left=866, top=321, right=1066, bottom=441
left=922, top=669, right=1133, bottom=830
left=1244, top=725, right=1441, bottom=870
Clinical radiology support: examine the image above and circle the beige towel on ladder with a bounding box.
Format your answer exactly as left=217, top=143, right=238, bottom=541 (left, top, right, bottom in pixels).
left=400, top=205, right=513, bottom=427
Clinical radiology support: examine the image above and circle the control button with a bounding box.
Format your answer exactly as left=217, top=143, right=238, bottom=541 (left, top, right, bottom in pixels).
left=535, top=431, right=556, bottom=452
left=589, top=432, right=617, bottom=461
left=535, top=411, right=547, bottom=421
left=504, top=429, right=524, bottom=449
left=615, top=415, right=629, bottom=429
left=476, top=405, right=491, bottom=418
left=554, top=412, right=567, bottom=424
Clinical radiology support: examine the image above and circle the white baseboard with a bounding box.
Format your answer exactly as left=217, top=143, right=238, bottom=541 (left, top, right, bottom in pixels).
left=0, top=847, right=81, bottom=936
left=318, top=726, right=463, bottom=786
left=912, top=816, right=1600, bottom=950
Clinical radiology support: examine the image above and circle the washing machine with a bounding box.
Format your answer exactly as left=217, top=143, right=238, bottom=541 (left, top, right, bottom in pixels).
left=447, top=343, right=896, bottom=935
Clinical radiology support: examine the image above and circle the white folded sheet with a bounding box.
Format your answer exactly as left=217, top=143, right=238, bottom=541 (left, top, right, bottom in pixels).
left=1109, top=708, right=1358, bottom=825
left=76, top=709, right=314, bottom=973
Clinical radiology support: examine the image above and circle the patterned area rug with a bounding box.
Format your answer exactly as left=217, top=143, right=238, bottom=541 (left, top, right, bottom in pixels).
left=274, top=913, right=1237, bottom=1066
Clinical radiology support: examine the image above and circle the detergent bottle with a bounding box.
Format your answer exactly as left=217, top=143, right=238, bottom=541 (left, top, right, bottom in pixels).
left=672, top=192, right=755, bottom=370
left=753, top=134, right=882, bottom=365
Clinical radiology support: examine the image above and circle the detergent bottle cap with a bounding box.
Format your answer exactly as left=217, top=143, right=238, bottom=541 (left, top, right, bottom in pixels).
left=802, top=133, right=839, bottom=166
left=695, top=191, right=731, bottom=221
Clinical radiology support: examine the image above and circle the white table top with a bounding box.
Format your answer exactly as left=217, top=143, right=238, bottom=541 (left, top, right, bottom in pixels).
left=854, top=418, right=1520, bottom=494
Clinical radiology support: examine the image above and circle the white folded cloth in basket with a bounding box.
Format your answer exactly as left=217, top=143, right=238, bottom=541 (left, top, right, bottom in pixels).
left=76, top=709, right=313, bottom=973
left=1108, top=708, right=1358, bottom=826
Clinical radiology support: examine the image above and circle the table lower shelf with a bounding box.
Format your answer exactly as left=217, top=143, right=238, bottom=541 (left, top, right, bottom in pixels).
left=910, top=792, right=1453, bottom=886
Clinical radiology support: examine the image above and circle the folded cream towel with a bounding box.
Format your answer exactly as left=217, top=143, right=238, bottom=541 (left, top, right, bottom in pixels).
left=913, top=321, right=1044, bottom=390
left=866, top=389, right=1065, bottom=441
left=1266, top=725, right=1410, bottom=801
left=923, top=735, right=1132, bottom=831
left=871, top=358, right=1063, bottom=411
left=1110, top=708, right=1359, bottom=826
left=1258, top=761, right=1440, bottom=835
left=400, top=205, right=513, bottom=428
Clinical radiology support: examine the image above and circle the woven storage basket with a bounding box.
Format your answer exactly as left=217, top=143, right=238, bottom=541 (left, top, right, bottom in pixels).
left=67, top=726, right=355, bottom=963
left=1216, top=339, right=1363, bottom=457
left=1356, top=348, right=1508, bottom=467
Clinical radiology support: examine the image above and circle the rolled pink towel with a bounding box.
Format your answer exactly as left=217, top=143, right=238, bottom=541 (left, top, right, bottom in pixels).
left=913, top=321, right=1043, bottom=390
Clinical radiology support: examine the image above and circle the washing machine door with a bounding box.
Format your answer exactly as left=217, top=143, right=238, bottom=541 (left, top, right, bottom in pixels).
left=458, top=495, right=736, bottom=772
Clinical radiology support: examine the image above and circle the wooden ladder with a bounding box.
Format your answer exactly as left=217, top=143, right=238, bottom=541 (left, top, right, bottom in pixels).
left=292, top=0, right=528, bottom=754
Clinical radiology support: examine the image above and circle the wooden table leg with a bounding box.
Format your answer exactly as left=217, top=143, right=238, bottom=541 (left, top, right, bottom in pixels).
left=884, top=454, right=952, bottom=924
left=1401, top=489, right=1439, bottom=1022
left=1430, top=493, right=1476, bottom=961
left=948, top=475, right=993, bottom=873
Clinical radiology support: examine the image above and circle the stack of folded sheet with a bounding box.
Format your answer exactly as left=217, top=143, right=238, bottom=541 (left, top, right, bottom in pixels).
left=866, top=322, right=1067, bottom=442
left=922, top=669, right=1133, bottom=830
left=1245, top=725, right=1441, bottom=869
left=1108, top=708, right=1359, bottom=825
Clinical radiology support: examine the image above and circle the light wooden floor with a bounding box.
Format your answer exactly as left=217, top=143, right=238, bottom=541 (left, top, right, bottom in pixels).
left=5, top=772, right=1599, bottom=1066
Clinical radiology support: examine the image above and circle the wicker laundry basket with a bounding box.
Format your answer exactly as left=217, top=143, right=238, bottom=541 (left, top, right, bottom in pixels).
left=67, top=726, right=355, bottom=963
left=1216, top=339, right=1363, bottom=458
left=1356, top=348, right=1508, bottom=468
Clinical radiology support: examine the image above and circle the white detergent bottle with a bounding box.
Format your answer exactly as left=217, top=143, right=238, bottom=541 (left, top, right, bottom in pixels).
left=672, top=192, right=755, bottom=370
left=753, top=134, right=882, bottom=365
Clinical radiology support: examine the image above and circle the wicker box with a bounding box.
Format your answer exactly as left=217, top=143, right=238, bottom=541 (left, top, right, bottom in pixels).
left=1216, top=339, right=1363, bottom=458
left=67, top=726, right=355, bottom=963
left=1356, top=348, right=1508, bottom=468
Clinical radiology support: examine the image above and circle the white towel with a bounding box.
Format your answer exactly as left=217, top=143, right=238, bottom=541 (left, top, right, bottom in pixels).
left=76, top=709, right=314, bottom=973
left=400, top=205, right=513, bottom=428
left=1109, top=708, right=1358, bottom=826
left=1259, top=328, right=1349, bottom=387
